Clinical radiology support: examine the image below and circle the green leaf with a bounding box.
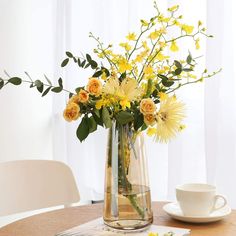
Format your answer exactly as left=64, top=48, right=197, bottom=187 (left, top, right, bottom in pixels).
left=51, top=87, right=63, bottom=93
left=76, top=117, right=90, bottom=142
left=81, top=60, right=86, bottom=68
left=134, top=112, right=144, bottom=131
left=58, top=77, right=63, bottom=88
left=8, top=77, right=22, bottom=85
left=77, top=58, right=81, bottom=67
left=141, top=123, right=147, bottom=131
left=35, top=80, right=43, bottom=88
left=88, top=116, right=97, bottom=133
left=93, top=70, right=103, bottom=77
left=174, top=68, right=182, bottom=75
left=182, top=68, right=193, bottom=72
left=90, top=60, right=98, bottom=69
left=37, top=83, right=44, bottom=93
left=101, top=67, right=110, bottom=77
left=102, top=107, right=112, bottom=128
left=44, top=74, right=52, bottom=85
left=84, top=63, right=90, bottom=69
left=157, top=74, right=169, bottom=80
left=61, top=58, right=69, bottom=67
left=92, top=111, right=103, bottom=126
left=93, top=109, right=100, bottom=118
left=42, top=87, right=51, bottom=97
left=69, top=92, right=74, bottom=98
left=0, top=79, right=4, bottom=89
left=187, top=54, right=192, bottom=64
left=174, top=60, right=182, bottom=69
left=66, top=51, right=73, bottom=58
left=73, top=57, right=77, bottom=63
left=116, top=111, right=134, bottom=125
left=162, top=79, right=174, bottom=87
left=86, top=54, right=92, bottom=62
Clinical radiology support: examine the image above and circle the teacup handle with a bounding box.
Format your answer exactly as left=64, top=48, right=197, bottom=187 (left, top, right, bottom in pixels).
left=211, top=195, right=227, bottom=213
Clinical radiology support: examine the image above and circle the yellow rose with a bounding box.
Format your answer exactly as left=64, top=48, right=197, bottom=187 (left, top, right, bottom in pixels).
left=69, top=94, right=80, bottom=104
left=63, top=102, right=80, bottom=122
left=140, top=98, right=156, bottom=115
left=144, top=114, right=156, bottom=126
left=87, top=77, right=102, bottom=96
left=78, top=89, right=89, bottom=103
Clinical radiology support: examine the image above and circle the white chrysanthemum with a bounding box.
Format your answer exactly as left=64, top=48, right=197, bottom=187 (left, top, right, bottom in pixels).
left=155, top=95, right=185, bottom=142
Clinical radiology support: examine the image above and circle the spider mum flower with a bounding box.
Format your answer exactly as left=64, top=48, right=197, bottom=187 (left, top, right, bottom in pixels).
left=155, top=96, right=185, bottom=142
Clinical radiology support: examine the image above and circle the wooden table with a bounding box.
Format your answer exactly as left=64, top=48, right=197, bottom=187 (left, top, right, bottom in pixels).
left=0, top=202, right=235, bottom=236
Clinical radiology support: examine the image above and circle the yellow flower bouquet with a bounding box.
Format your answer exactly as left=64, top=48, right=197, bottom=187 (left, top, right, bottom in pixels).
left=0, top=1, right=219, bottom=231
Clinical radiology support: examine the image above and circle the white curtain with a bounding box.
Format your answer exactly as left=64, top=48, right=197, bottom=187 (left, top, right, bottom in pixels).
left=1, top=0, right=236, bottom=208
left=52, top=0, right=236, bottom=208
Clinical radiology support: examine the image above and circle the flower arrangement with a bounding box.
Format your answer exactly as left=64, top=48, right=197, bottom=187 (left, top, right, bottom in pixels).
left=0, top=2, right=219, bottom=144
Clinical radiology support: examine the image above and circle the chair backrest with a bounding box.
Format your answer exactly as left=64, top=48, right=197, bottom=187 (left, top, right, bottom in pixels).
left=0, top=160, right=80, bottom=217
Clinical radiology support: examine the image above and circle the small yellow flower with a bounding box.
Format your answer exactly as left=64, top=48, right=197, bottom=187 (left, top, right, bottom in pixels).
left=87, top=77, right=102, bottom=97
left=181, top=24, right=194, bottom=34
left=140, top=98, right=156, bottom=115
left=120, top=99, right=131, bottom=110
left=170, top=40, right=179, bottom=52
left=63, top=102, right=80, bottom=122
left=126, top=32, right=136, bottom=41
left=168, top=5, right=179, bottom=12
left=95, top=100, right=103, bottom=110
left=119, top=42, right=132, bottom=51
left=118, top=58, right=132, bottom=73
left=149, top=30, right=159, bottom=40
left=144, top=65, right=154, bottom=75
left=147, top=127, right=157, bottom=137
left=156, top=52, right=169, bottom=61
left=101, top=71, right=107, bottom=80
left=158, top=92, right=168, bottom=101
left=195, top=38, right=200, bottom=50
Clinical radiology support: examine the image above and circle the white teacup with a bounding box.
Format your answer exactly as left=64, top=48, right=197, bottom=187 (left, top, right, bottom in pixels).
left=176, top=183, right=227, bottom=217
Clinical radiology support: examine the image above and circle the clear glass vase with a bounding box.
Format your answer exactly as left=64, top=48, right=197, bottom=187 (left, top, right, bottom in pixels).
left=103, top=121, right=153, bottom=230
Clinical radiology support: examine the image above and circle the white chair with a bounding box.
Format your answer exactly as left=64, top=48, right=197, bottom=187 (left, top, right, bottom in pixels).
left=0, top=160, right=80, bottom=217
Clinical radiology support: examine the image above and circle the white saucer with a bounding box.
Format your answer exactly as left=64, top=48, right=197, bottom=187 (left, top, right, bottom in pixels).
left=163, top=202, right=231, bottom=223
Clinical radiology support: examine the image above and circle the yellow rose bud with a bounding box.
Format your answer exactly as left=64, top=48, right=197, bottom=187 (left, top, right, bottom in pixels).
left=63, top=102, right=80, bottom=122
left=87, top=77, right=102, bottom=97
left=140, top=98, right=156, bottom=115
left=144, top=114, right=156, bottom=126
left=78, top=89, right=89, bottom=103
left=69, top=94, right=80, bottom=104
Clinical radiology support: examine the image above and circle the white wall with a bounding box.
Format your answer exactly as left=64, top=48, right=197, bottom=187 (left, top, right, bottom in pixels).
left=0, top=0, right=55, bottom=162
left=0, top=0, right=56, bottom=227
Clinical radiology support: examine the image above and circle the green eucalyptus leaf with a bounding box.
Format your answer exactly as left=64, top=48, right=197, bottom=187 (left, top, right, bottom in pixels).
left=77, top=58, right=81, bottom=67
left=183, top=68, right=193, bottom=72
left=116, top=111, right=134, bottom=125
left=61, top=58, right=69, bottom=67
left=58, top=77, right=63, bottom=88
left=134, top=112, right=144, bottom=131
left=85, top=63, right=90, bottom=69
left=174, top=68, right=182, bottom=75
left=93, top=70, right=103, bottom=77
left=44, top=74, right=52, bottom=85
left=157, top=74, right=168, bottom=80
left=90, top=60, right=98, bottom=69
left=42, top=87, right=51, bottom=97
left=162, top=79, right=174, bottom=87
left=0, top=79, right=4, bottom=89
left=187, top=54, right=192, bottom=64
left=102, top=107, right=112, bottom=128
left=8, top=77, right=22, bottom=85
left=174, top=60, right=182, bottom=69
left=51, top=87, right=63, bottom=93
left=76, top=117, right=90, bottom=142
left=86, top=54, right=92, bottom=62
left=37, top=83, right=44, bottom=93
left=81, top=60, right=86, bottom=68
left=66, top=51, right=73, bottom=58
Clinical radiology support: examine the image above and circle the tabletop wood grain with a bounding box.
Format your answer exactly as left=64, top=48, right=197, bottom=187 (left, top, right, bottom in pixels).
left=0, top=202, right=235, bottom=236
